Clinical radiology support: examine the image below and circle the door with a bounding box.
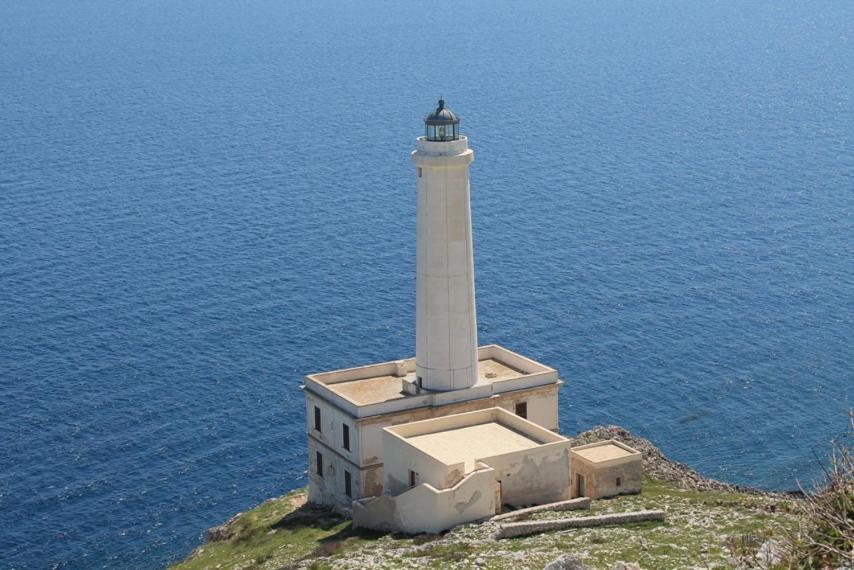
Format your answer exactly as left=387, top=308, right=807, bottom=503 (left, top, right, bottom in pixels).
left=494, top=480, right=502, bottom=514
left=576, top=474, right=585, bottom=498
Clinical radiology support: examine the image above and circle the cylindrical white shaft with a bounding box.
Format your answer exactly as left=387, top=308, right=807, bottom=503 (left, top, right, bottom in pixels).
left=411, top=136, right=478, bottom=391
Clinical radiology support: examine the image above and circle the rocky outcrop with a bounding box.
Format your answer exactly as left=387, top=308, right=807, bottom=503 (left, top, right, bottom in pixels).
left=570, top=426, right=791, bottom=497
left=203, top=512, right=244, bottom=542
left=542, top=556, right=641, bottom=570
left=544, top=555, right=589, bottom=569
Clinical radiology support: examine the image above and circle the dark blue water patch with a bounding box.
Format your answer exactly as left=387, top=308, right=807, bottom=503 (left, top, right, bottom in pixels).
left=1, top=0, right=852, bottom=568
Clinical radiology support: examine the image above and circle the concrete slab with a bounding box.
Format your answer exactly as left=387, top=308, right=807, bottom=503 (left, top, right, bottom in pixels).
left=572, top=442, right=636, bottom=464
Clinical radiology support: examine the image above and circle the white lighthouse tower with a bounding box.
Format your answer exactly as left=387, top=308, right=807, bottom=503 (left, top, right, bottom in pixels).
left=411, top=99, right=479, bottom=392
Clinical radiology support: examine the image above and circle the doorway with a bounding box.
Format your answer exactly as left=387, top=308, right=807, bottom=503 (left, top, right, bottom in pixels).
left=576, top=474, right=586, bottom=498
left=494, top=480, right=502, bottom=514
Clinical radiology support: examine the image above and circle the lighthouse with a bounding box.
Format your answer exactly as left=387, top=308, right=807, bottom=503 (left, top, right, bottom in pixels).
left=411, top=99, right=479, bottom=392
left=304, top=101, right=566, bottom=513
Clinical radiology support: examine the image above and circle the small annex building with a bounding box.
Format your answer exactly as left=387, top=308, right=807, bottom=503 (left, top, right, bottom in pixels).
left=352, top=407, right=572, bottom=533
left=570, top=440, right=642, bottom=499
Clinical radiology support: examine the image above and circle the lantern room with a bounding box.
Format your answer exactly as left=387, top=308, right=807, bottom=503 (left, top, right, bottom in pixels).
left=424, top=98, right=460, bottom=141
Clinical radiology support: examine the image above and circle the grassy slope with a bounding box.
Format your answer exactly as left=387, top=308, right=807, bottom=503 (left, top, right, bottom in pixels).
left=172, top=478, right=800, bottom=570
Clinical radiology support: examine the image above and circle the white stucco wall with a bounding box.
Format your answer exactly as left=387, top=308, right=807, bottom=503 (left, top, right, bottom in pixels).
left=352, top=408, right=572, bottom=533
left=304, top=393, right=359, bottom=465
left=494, top=388, right=559, bottom=431
left=307, top=438, right=363, bottom=509
left=353, top=465, right=496, bottom=534
left=412, top=136, right=479, bottom=392
left=357, top=384, right=559, bottom=470
left=383, top=428, right=464, bottom=496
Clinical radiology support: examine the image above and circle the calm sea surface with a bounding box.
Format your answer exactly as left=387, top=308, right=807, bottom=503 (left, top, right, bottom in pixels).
left=1, top=0, right=852, bottom=567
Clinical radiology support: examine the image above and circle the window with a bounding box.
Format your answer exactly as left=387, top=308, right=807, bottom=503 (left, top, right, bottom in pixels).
left=616, top=477, right=622, bottom=487
left=344, top=470, right=352, bottom=498
left=314, top=406, right=321, bottom=432
left=316, top=452, right=324, bottom=477
left=417, top=167, right=423, bottom=178
left=408, top=470, right=417, bottom=488
left=515, top=401, right=528, bottom=419
left=416, top=376, right=423, bottom=389
left=343, top=424, right=350, bottom=451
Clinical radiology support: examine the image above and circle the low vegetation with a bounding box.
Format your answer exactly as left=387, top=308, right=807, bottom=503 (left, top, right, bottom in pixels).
left=782, top=413, right=853, bottom=568
left=172, top=478, right=802, bottom=570
left=173, top=421, right=853, bottom=569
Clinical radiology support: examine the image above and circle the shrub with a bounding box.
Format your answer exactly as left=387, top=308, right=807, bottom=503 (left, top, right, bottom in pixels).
left=785, top=412, right=853, bottom=568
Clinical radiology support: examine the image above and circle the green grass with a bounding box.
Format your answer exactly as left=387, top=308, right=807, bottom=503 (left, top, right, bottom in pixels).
left=172, top=479, right=801, bottom=570
left=171, top=490, right=392, bottom=570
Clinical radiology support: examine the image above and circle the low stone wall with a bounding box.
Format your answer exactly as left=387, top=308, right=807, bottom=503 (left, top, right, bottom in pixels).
left=353, top=466, right=496, bottom=534
left=491, top=497, right=590, bottom=522
left=496, top=510, right=666, bottom=539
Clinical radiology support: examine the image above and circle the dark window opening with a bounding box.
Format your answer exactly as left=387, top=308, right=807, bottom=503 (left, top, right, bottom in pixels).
left=616, top=477, right=622, bottom=487
left=343, top=424, right=350, bottom=451
left=408, top=469, right=417, bottom=488
left=416, top=376, right=423, bottom=389
left=344, top=470, right=352, bottom=497
left=515, top=401, right=528, bottom=419
left=417, top=167, right=423, bottom=178
left=316, top=452, right=324, bottom=477
left=314, top=406, right=321, bottom=431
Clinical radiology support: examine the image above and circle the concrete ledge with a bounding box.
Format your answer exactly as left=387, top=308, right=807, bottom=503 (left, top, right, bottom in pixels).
left=496, top=510, right=666, bottom=539
left=491, top=497, right=590, bottom=522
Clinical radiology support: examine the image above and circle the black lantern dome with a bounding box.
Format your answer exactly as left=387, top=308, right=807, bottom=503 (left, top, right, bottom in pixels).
left=424, top=98, right=460, bottom=141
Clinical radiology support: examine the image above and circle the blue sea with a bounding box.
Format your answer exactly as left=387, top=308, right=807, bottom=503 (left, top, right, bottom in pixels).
left=1, top=0, right=852, bottom=567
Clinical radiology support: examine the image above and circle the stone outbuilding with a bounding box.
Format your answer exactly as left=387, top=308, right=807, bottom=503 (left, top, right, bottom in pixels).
left=570, top=440, right=642, bottom=499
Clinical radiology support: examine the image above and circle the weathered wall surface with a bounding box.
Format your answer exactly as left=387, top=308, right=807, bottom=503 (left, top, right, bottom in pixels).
left=307, top=438, right=363, bottom=509
left=353, top=466, right=495, bottom=534
left=572, top=458, right=642, bottom=499
left=351, top=495, right=396, bottom=532
left=304, top=394, right=360, bottom=466
left=308, top=384, right=559, bottom=508
left=483, top=441, right=572, bottom=507
left=361, top=464, right=383, bottom=498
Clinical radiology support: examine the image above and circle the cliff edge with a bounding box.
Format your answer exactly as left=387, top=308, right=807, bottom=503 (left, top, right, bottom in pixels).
left=172, top=427, right=805, bottom=570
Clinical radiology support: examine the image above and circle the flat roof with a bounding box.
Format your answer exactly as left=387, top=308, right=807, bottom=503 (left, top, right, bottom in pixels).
left=405, top=422, right=541, bottom=472
left=304, top=345, right=561, bottom=417
left=572, top=441, right=638, bottom=464
left=326, top=358, right=522, bottom=406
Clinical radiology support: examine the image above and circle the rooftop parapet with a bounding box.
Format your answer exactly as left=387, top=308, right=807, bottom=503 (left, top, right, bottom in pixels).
left=303, top=344, right=561, bottom=418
